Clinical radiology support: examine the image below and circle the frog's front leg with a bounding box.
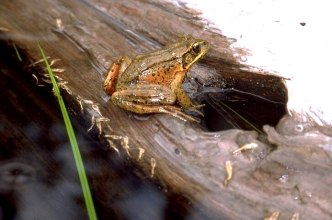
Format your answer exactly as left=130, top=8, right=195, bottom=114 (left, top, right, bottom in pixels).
left=174, top=87, right=204, bottom=116
left=111, top=84, right=198, bottom=122
left=170, top=74, right=204, bottom=116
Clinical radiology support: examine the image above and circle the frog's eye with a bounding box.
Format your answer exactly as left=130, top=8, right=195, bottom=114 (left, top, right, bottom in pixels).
left=192, top=43, right=201, bottom=54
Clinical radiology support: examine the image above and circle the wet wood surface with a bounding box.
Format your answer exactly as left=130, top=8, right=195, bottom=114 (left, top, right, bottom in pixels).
left=1, top=0, right=332, bottom=219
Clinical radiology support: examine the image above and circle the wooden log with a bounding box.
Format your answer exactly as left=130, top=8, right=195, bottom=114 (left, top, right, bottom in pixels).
left=1, top=0, right=331, bottom=219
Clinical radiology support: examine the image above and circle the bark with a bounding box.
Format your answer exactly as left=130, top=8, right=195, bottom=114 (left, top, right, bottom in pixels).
left=1, top=1, right=331, bottom=219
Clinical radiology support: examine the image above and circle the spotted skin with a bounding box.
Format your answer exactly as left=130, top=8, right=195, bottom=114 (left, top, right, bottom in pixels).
left=103, top=36, right=209, bottom=121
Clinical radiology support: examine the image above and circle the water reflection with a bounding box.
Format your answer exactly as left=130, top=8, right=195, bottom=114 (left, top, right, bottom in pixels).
left=0, top=162, right=36, bottom=189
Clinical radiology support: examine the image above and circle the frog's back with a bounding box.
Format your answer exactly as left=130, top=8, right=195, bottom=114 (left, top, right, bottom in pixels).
left=116, top=49, right=183, bottom=87
left=115, top=36, right=204, bottom=89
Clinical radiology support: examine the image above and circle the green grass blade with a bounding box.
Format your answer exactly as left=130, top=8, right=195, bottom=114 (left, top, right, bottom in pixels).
left=38, top=43, right=97, bottom=220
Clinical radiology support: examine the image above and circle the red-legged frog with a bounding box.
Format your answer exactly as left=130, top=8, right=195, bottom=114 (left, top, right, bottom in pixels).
left=103, top=35, right=209, bottom=122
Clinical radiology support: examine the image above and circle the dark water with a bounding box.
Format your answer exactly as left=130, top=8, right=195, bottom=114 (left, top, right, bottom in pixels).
left=0, top=42, right=208, bottom=220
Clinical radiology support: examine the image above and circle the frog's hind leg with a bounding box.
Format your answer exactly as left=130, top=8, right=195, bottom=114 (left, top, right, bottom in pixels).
left=111, top=85, right=199, bottom=122
left=112, top=87, right=198, bottom=122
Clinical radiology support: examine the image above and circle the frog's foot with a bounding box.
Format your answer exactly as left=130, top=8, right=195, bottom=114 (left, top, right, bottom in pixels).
left=162, top=105, right=200, bottom=122
left=185, top=104, right=205, bottom=117
left=113, top=99, right=199, bottom=122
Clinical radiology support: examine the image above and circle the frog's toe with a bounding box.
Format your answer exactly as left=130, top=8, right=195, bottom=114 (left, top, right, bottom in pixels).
left=162, top=106, right=200, bottom=123
left=185, top=104, right=205, bottom=116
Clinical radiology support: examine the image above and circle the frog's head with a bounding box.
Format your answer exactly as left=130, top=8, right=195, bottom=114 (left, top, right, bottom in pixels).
left=182, top=37, right=209, bottom=70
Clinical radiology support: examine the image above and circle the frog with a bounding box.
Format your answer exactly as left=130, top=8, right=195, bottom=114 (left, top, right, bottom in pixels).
left=103, top=35, right=209, bottom=122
